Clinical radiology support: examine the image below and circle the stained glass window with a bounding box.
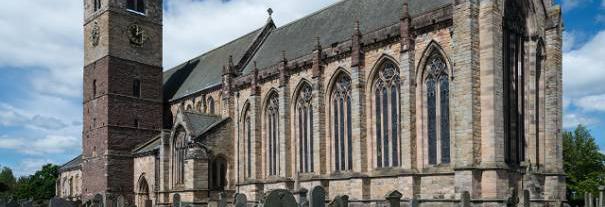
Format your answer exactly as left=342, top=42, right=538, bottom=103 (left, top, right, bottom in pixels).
left=374, top=61, right=400, bottom=168
left=425, top=55, right=450, bottom=165
left=297, top=84, right=314, bottom=173
left=266, top=93, right=279, bottom=176
left=332, top=74, right=353, bottom=171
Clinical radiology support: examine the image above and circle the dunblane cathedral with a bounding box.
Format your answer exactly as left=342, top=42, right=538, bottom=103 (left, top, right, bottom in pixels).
left=55, top=0, right=565, bottom=206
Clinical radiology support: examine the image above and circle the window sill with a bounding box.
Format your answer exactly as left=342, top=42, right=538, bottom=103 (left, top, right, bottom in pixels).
left=126, top=9, right=146, bottom=16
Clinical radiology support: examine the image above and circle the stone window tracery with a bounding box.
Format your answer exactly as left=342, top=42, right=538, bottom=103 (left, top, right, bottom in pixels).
left=331, top=74, right=353, bottom=171
left=503, top=0, right=526, bottom=166
left=373, top=61, right=401, bottom=168
left=425, top=54, right=450, bottom=165
left=297, top=83, right=314, bottom=173
left=266, top=93, right=280, bottom=176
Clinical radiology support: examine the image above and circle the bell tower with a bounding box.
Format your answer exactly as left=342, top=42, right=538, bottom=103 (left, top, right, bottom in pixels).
left=82, top=0, right=163, bottom=203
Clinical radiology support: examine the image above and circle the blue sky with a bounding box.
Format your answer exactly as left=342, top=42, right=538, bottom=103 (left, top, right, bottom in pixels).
left=0, top=0, right=603, bottom=176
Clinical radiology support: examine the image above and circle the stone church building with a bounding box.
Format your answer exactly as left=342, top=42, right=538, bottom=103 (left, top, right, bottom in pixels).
left=56, top=0, right=565, bottom=206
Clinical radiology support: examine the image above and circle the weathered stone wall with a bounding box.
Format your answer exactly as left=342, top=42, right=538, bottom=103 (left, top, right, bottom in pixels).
left=158, top=0, right=564, bottom=206
left=134, top=155, right=157, bottom=207
left=57, top=169, right=83, bottom=201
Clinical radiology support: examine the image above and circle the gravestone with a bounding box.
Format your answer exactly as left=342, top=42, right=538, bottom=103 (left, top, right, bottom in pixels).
left=93, top=194, right=104, bottom=207
left=173, top=194, right=181, bottom=207
left=327, top=195, right=348, bottom=207
left=409, top=195, right=419, bottom=207
left=218, top=192, right=227, bottom=207
left=116, top=195, right=125, bottom=207
left=297, top=188, right=309, bottom=207
left=234, top=193, right=247, bottom=207
left=599, top=186, right=605, bottom=207
left=522, top=190, right=530, bottom=207
left=308, top=186, right=326, bottom=207
left=460, top=191, right=470, bottom=207
left=260, top=189, right=297, bottom=207
left=20, top=199, right=32, bottom=207
left=385, top=190, right=402, bottom=207
left=6, top=199, right=18, bottom=207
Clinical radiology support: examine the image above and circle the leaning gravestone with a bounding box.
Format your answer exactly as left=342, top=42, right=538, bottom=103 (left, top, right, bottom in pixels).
left=234, top=193, right=247, bottom=207
left=260, top=189, right=297, bottom=207
left=308, top=186, right=326, bottom=207
left=328, top=195, right=348, bottom=207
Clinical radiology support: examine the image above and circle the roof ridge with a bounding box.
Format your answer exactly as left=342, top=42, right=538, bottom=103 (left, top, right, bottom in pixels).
left=166, top=27, right=264, bottom=70
left=271, top=0, right=349, bottom=32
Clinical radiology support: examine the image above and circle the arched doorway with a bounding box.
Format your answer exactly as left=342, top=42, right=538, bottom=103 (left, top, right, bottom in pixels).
left=137, top=177, right=151, bottom=207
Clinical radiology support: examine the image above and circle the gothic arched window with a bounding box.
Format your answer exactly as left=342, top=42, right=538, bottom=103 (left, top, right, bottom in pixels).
left=172, top=130, right=186, bottom=185
left=266, top=92, right=280, bottom=176
left=503, top=0, right=526, bottom=166
left=373, top=61, right=401, bottom=168
left=425, top=54, right=450, bottom=165
left=207, top=97, right=215, bottom=114
left=296, top=83, right=314, bottom=173
left=242, top=106, right=252, bottom=178
left=331, top=74, right=353, bottom=171
left=210, top=157, right=227, bottom=190
left=195, top=101, right=202, bottom=112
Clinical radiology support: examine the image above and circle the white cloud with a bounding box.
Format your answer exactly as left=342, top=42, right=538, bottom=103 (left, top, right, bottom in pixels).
left=0, top=103, right=69, bottom=130
left=563, top=31, right=605, bottom=98
left=563, top=113, right=599, bottom=128
left=0, top=0, right=83, bottom=98
left=563, top=31, right=576, bottom=52
left=163, top=0, right=339, bottom=68
left=562, top=0, right=586, bottom=10
left=0, top=135, right=80, bottom=155
left=15, top=159, right=56, bottom=177
left=575, top=94, right=605, bottom=112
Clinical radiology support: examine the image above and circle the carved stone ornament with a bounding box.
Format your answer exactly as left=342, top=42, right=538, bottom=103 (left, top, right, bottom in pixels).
left=127, top=23, right=147, bottom=47
left=90, top=21, right=100, bottom=47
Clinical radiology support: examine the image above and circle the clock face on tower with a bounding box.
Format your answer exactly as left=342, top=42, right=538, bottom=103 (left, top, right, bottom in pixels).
left=128, top=24, right=147, bottom=47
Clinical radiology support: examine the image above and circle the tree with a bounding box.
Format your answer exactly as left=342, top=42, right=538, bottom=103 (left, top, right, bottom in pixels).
left=563, top=125, right=605, bottom=202
left=0, top=166, right=17, bottom=198
left=14, top=164, right=59, bottom=200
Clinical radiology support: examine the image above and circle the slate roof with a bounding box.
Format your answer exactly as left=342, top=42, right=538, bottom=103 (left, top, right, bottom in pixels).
left=59, top=155, right=82, bottom=172
left=182, top=112, right=227, bottom=138
left=133, top=134, right=162, bottom=155
left=164, top=28, right=266, bottom=101
left=163, top=0, right=451, bottom=100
